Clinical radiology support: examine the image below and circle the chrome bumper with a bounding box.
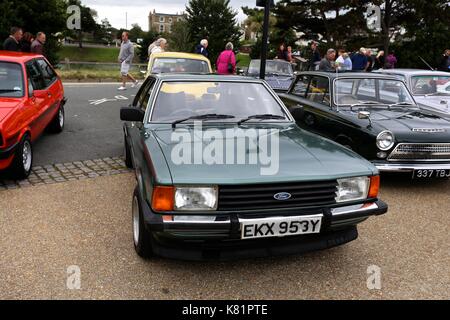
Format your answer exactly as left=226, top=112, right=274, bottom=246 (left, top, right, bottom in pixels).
left=160, top=201, right=386, bottom=235
left=374, top=162, right=450, bottom=172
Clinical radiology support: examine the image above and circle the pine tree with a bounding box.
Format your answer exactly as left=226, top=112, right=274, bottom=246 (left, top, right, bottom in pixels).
left=186, top=0, right=242, bottom=66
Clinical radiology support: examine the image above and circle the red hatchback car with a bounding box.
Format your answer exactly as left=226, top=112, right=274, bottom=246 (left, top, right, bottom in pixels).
left=0, top=52, right=66, bottom=179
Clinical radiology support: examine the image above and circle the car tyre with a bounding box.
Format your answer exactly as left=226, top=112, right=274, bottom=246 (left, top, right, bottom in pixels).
left=132, top=187, right=153, bottom=259
left=11, top=134, right=33, bottom=180
left=124, top=135, right=133, bottom=169
left=48, top=105, right=65, bottom=133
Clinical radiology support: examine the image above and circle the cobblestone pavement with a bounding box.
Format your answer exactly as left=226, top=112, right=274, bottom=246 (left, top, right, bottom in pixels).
left=0, top=157, right=131, bottom=191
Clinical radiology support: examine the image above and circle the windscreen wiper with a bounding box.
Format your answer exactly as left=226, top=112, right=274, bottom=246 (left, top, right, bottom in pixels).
left=172, top=114, right=235, bottom=128
left=0, top=89, right=22, bottom=93
left=238, top=114, right=286, bottom=126
left=349, top=101, right=384, bottom=107
left=388, top=102, right=416, bottom=108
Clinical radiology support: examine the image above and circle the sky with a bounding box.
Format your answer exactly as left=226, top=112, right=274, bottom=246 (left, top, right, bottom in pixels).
left=82, top=0, right=264, bottom=31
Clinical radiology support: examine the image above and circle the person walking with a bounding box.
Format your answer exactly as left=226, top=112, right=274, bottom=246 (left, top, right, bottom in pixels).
left=2, top=27, right=23, bottom=52
left=195, top=39, right=209, bottom=58
left=318, top=49, right=336, bottom=72
left=335, top=49, right=352, bottom=71
left=118, top=31, right=138, bottom=91
left=351, top=48, right=369, bottom=71
left=216, top=42, right=236, bottom=75
left=385, top=51, right=398, bottom=69
left=20, top=32, right=34, bottom=53
left=373, top=50, right=385, bottom=70
left=31, top=32, right=46, bottom=56
left=287, top=46, right=294, bottom=63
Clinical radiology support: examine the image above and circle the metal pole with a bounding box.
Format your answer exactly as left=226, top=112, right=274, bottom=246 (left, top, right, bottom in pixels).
left=259, top=0, right=271, bottom=80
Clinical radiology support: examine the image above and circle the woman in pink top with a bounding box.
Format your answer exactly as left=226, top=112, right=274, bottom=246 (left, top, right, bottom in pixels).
left=216, top=42, right=236, bottom=75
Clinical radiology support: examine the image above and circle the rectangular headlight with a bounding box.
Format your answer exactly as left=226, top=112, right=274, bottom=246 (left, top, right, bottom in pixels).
left=335, top=177, right=370, bottom=203
left=174, top=187, right=218, bottom=211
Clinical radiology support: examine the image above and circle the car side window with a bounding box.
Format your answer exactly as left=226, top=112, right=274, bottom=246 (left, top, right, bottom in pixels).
left=26, top=61, right=46, bottom=91
left=306, top=76, right=330, bottom=106
left=292, top=76, right=309, bottom=97
left=36, top=59, right=57, bottom=88
left=136, top=78, right=156, bottom=111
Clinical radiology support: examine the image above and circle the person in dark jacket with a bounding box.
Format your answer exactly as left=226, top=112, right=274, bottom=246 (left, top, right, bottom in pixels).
left=2, top=27, right=23, bottom=52
left=31, top=32, right=46, bottom=56
left=439, top=49, right=450, bottom=72
left=20, top=32, right=34, bottom=53
left=276, top=44, right=288, bottom=61
left=373, top=50, right=385, bottom=70
left=306, top=41, right=321, bottom=71
left=195, top=39, right=209, bottom=58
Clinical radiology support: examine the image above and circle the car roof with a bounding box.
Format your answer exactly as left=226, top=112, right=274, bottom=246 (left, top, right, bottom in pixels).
left=150, top=73, right=261, bottom=82
left=0, top=51, right=43, bottom=63
left=151, top=52, right=210, bottom=62
left=250, top=59, right=291, bottom=65
left=299, top=70, right=399, bottom=80
left=378, top=69, right=450, bottom=77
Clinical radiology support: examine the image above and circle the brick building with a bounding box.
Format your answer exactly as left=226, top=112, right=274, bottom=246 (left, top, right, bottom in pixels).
left=148, top=9, right=185, bottom=34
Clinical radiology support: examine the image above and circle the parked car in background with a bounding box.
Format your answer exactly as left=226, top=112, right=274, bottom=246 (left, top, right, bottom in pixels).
left=145, top=52, right=212, bottom=77
left=376, top=69, right=450, bottom=118
left=120, top=73, right=387, bottom=261
left=0, top=52, right=66, bottom=179
left=246, top=59, right=296, bottom=92
left=279, top=71, right=450, bottom=179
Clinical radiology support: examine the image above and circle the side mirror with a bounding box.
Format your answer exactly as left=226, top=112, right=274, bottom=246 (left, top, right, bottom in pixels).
left=120, top=107, right=145, bottom=122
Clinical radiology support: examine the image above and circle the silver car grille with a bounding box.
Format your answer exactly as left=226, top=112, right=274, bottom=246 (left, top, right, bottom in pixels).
left=388, top=143, right=450, bottom=161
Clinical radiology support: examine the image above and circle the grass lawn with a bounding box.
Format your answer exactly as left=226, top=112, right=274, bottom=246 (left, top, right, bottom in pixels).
left=236, top=53, right=251, bottom=67
left=57, top=69, right=145, bottom=81
left=59, top=46, right=121, bottom=63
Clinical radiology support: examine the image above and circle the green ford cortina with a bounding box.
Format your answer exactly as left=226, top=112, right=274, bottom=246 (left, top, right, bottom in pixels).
left=120, top=74, right=388, bottom=261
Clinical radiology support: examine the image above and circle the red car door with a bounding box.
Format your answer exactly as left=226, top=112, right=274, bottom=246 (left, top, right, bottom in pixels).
left=35, top=58, right=61, bottom=125
left=25, top=60, right=49, bottom=140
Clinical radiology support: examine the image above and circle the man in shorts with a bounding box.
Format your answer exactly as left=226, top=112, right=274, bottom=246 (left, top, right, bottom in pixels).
left=118, top=31, right=138, bottom=91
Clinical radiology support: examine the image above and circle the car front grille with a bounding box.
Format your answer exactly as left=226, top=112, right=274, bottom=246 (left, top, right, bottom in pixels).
left=388, top=143, right=450, bottom=161
left=218, top=180, right=338, bottom=211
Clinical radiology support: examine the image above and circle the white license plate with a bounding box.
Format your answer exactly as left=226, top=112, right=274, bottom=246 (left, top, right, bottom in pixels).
left=240, top=215, right=323, bottom=240
left=413, top=169, right=450, bottom=179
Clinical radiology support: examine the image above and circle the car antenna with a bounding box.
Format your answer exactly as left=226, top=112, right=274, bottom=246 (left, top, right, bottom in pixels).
left=419, top=56, right=435, bottom=71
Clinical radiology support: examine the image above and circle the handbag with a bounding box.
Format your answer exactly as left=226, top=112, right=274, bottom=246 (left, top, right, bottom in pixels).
left=227, top=51, right=233, bottom=73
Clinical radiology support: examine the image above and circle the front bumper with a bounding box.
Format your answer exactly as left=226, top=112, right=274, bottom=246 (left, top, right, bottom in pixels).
left=141, top=199, right=388, bottom=261
left=374, top=161, right=450, bottom=173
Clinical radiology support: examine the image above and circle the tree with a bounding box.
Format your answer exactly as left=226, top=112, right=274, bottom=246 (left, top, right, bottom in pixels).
left=186, top=0, right=242, bottom=65
left=0, top=0, right=67, bottom=64
left=242, top=6, right=277, bottom=40
left=129, top=24, right=146, bottom=42
left=273, top=0, right=371, bottom=49
left=168, top=19, right=194, bottom=52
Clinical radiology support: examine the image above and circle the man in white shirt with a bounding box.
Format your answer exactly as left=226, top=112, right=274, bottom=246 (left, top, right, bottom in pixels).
left=118, top=32, right=139, bottom=91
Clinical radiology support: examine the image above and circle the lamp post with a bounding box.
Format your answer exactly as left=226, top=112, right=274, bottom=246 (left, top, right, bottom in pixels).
left=257, top=0, right=274, bottom=80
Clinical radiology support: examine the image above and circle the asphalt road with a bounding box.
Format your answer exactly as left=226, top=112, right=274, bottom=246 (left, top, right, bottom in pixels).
left=0, top=173, right=448, bottom=299
left=33, top=83, right=139, bottom=166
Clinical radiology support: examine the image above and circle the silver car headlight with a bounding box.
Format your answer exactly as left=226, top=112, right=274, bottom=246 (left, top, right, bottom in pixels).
left=174, top=187, right=218, bottom=211
left=335, top=177, right=370, bottom=203
left=376, top=131, right=395, bottom=151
